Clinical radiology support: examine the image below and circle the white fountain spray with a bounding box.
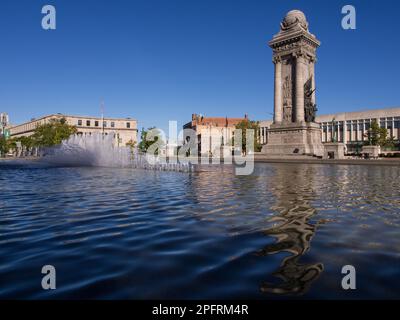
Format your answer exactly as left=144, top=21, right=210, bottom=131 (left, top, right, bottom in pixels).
left=40, top=133, right=192, bottom=172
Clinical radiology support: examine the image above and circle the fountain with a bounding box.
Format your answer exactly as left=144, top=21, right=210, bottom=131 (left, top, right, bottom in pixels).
left=40, top=133, right=193, bottom=172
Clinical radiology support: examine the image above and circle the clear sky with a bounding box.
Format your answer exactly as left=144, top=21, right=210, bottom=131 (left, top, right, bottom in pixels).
left=1, top=0, right=399, bottom=132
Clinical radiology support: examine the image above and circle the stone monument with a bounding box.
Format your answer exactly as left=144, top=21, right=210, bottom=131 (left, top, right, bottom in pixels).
left=262, top=10, right=324, bottom=157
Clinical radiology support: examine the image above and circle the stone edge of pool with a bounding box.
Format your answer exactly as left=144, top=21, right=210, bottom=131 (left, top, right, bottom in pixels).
left=1, top=157, right=400, bottom=167
left=253, top=156, right=400, bottom=166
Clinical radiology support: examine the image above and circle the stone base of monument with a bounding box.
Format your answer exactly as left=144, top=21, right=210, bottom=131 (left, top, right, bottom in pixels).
left=323, top=142, right=345, bottom=159
left=261, top=122, right=324, bottom=157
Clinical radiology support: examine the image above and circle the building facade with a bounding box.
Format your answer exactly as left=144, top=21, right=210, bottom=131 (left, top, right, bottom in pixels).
left=259, top=107, right=400, bottom=152
left=9, top=114, right=138, bottom=146
left=183, top=114, right=247, bottom=156
left=0, top=112, right=10, bottom=137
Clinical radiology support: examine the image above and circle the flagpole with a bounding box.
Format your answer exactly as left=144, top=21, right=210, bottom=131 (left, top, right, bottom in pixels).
left=101, top=100, right=105, bottom=135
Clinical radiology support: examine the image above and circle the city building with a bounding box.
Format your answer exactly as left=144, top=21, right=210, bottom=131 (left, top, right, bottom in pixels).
left=183, top=113, right=248, bottom=156
left=9, top=113, right=138, bottom=146
left=0, top=112, right=11, bottom=138
left=259, top=107, right=400, bottom=153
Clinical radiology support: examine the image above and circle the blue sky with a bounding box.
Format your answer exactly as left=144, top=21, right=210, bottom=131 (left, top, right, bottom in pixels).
left=1, top=0, right=399, bottom=132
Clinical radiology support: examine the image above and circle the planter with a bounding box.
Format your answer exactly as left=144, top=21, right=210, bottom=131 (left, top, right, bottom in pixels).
left=361, top=145, right=381, bottom=159
left=323, top=143, right=345, bottom=159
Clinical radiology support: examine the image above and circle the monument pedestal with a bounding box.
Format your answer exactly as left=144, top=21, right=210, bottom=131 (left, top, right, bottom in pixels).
left=262, top=122, right=324, bottom=157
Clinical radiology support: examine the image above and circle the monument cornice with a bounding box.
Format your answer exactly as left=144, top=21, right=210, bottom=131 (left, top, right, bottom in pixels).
left=269, top=30, right=320, bottom=50
left=272, top=46, right=316, bottom=63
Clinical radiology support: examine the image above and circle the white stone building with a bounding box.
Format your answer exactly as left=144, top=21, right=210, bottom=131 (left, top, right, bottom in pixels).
left=183, top=113, right=248, bottom=156
left=259, top=107, right=400, bottom=152
left=9, top=113, right=138, bottom=146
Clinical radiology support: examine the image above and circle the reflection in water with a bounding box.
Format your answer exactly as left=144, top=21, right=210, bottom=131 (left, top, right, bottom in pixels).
left=257, top=165, right=324, bottom=295
left=1, top=163, right=399, bottom=299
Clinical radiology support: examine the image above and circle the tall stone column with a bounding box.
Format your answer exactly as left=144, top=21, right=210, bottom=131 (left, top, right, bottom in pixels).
left=264, top=10, right=323, bottom=157
left=295, top=52, right=305, bottom=123
left=350, top=121, right=353, bottom=142
left=273, top=57, right=282, bottom=123
left=392, top=119, right=395, bottom=138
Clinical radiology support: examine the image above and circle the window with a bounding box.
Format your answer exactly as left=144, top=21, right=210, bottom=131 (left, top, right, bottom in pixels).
left=126, top=122, right=131, bottom=129
left=103, top=121, right=107, bottom=128
left=95, top=121, right=99, bottom=127
left=86, top=120, right=91, bottom=126
left=111, top=122, right=115, bottom=128
left=78, top=120, right=82, bottom=126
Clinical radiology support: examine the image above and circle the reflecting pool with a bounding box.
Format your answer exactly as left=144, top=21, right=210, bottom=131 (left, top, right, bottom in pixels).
left=0, top=162, right=399, bottom=299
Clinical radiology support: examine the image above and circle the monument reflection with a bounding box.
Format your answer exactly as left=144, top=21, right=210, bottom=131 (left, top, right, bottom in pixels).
left=257, top=164, right=324, bottom=296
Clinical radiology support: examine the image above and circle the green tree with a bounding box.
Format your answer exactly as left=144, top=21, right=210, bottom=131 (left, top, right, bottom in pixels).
left=0, top=136, right=8, bottom=157
left=19, top=136, right=35, bottom=151
left=32, top=118, right=77, bottom=147
left=365, top=120, right=388, bottom=147
left=126, top=139, right=137, bottom=155
left=234, top=119, right=262, bottom=154
left=126, top=139, right=137, bottom=149
left=138, top=127, right=164, bottom=154
left=384, top=136, right=396, bottom=150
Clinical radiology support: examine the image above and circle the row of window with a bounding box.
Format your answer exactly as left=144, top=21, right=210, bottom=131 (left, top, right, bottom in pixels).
left=77, top=119, right=132, bottom=129
left=322, top=119, right=400, bottom=127
left=322, top=121, right=400, bottom=132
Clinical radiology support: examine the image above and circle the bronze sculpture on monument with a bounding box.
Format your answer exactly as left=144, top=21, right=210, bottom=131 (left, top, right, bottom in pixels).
left=262, top=10, right=324, bottom=157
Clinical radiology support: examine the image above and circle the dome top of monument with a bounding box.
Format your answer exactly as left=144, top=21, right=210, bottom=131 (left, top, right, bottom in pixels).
left=281, top=9, right=308, bottom=32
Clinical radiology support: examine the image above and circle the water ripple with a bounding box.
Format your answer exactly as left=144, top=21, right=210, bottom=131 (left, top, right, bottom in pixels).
left=0, top=163, right=399, bottom=299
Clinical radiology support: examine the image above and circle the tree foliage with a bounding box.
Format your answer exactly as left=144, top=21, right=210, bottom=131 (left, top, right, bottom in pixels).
left=1, top=118, right=77, bottom=156
left=235, top=120, right=262, bottom=153
left=32, top=118, right=77, bottom=147
left=0, top=136, right=8, bottom=157
left=138, top=127, right=164, bottom=154
left=365, top=120, right=389, bottom=147
left=126, top=139, right=137, bottom=149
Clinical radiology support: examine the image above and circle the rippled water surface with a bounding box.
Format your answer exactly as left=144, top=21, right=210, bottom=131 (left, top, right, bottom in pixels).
left=0, top=162, right=399, bottom=299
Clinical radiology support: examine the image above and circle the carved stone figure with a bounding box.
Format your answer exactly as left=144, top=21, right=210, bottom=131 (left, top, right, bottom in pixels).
left=282, top=75, right=293, bottom=122
left=304, top=77, right=317, bottom=122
